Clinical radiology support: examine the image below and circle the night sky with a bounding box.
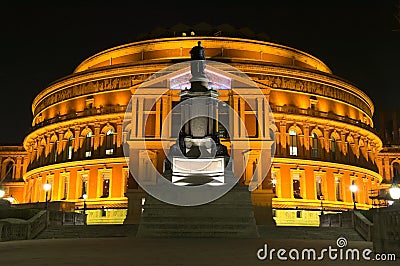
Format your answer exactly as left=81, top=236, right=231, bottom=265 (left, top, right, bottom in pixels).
left=1, top=1, right=399, bottom=144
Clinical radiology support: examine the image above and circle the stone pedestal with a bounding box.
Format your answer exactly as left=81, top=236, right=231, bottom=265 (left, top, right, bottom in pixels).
left=136, top=185, right=259, bottom=238
left=123, top=188, right=146, bottom=224
left=373, top=203, right=400, bottom=257
left=251, top=189, right=276, bottom=226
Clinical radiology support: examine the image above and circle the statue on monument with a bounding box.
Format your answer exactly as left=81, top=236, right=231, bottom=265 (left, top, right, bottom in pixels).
left=190, top=41, right=206, bottom=60
left=163, top=41, right=230, bottom=185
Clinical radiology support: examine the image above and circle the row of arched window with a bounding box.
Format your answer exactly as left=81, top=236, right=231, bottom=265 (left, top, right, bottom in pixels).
left=288, top=129, right=337, bottom=158
left=28, top=125, right=120, bottom=169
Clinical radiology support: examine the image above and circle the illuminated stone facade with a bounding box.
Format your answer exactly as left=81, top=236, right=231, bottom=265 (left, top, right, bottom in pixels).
left=0, top=145, right=27, bottom=203
left=1, top=35, right=385, bottom=225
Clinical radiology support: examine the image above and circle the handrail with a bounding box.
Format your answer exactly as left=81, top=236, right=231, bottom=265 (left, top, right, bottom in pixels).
left=353, top=210, right=373, bottom=241
left=0, top=210, right=47, bottom=241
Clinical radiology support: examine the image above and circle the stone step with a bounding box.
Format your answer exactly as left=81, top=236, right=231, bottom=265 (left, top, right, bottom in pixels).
left=136, top=185, right=260, bottom=238
left=257, top=226, right=364, bottom=241
left=35, top=224, right=365, bottom=241
left=35, top=224, right=138, bottom=239
left=140, top=217, right=256, bottom=224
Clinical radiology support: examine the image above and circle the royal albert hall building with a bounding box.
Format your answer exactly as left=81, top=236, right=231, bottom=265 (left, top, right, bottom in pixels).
left=1, top=31, right=384, bottom=226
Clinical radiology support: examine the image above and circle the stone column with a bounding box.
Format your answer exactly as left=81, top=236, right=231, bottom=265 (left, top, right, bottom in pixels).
left=58, top=131, right=64, bottom=155
left=74, top=127, right=81, bottom=152
left=131, top=97, right=138, bottom=138
left=161, top=95, right=171, bottom=138
left=239, top=98, right=246, bottom=138
left=384, top=156, right=391, bottom=180
left=117, top=122, right=123, bottom=148
left=137, top=98, right=144, bottom=138
left=279, top=121, right=287, bottom=155
left=303, top=124, right=310, bottom=151
left=155, top=101, right=161, bottom=138
left=93, top=123, right=100, bottom=151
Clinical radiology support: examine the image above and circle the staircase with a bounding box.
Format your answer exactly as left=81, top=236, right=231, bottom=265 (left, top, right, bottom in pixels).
left=35, top=224, right=138, bottom=239
left=136, top=185, right=259, bottom=238
left=258, top=226, right=364, bottom=241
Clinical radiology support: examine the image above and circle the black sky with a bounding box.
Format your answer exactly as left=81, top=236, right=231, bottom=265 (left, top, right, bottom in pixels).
left=0, top=1, right=399, bottom=144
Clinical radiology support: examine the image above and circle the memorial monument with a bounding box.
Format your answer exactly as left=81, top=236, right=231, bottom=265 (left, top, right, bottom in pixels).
left=163, top=41, right=230, bottom=186
left=135, top=42, right=259, bottom=238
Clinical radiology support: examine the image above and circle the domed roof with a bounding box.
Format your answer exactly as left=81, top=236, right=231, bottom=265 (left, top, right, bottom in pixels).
left=135, top=23, right=271, bottom=42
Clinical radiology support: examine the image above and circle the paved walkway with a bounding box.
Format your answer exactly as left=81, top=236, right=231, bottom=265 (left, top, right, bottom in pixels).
left=0, top=237, right=398, bottom=266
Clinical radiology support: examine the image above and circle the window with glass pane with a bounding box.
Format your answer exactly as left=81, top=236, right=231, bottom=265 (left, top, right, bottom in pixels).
left=63, top=176, right=68, bottom=200
left=293, top=173, right=301, bottom=199
left=105, top=129, right=114, bottom=155
left=102, top=178, right=110, bottom=197
left=81, top=179, right=88, bottom=197
left=84, top=132, right=92, bottom=157
left=289, top=130, right=298, bottom=156
left=331, top=138, right=337, bottom=161
left=311, top=133, right=318, bottom=157
left=53, top=142, right=58, bottom=162
left=316, top=175, right=323, bottom=199
left=336, top=177, right=342, bottom=201
left=67, top=137, right=73, bottom=160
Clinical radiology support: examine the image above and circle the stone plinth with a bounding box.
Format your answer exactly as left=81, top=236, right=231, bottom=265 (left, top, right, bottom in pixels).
left=136, top=185, right=259, bottom=238
left=373, top=203, right=400, bottom=257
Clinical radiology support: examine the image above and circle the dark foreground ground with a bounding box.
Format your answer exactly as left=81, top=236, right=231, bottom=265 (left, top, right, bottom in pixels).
left=0, top=237, right=398, bottom=266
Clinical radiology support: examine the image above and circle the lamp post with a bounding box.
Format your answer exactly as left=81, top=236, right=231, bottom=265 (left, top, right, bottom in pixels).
left=349, top=184, right=358, bottom=210
left=82, top=193, right=88, bottom=225
left=43, top=182, right=51, bottom=210
left=319, top=195, right=325, bottom=215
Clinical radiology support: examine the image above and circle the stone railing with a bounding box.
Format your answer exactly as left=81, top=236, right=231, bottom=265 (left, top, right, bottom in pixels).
left=270, top=104, right=376, bottom=134
left=373, top=204, right=400, bottom=257
left=319, top=211, right=353, bottom=228
left=353, top=210, right=373, bottom=241
left=0, top=210, right=47, bottom=242
left=29, top=104, right=127, bottom=133
left=48, top=211, right=86, bottom=226
left=319, top=210, right=373, bottom=241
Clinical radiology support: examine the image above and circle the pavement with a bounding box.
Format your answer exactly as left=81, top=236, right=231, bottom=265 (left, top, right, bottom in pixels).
left=0, top=237, right=398, bottom=266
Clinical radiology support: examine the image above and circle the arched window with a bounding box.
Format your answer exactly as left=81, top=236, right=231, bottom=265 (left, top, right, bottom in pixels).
left=311, top=133, right=318, bottom=158
left=4, top=161, right=14, bottom=181
left=331, top=137, right=337, bottom=160
left=67, top=136, right=73, bottom=160
left=105, top=129, right=115, bottom=155
left=270, top=128, right=276, bottom=156
left=289, top=129, right=298, bottom=156
left=393, top=162, right=400, bottom=178
left=84, top=132, right=92, bottom=158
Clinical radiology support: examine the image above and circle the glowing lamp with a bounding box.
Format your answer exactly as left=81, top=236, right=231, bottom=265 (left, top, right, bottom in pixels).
left=349, top=184, right=358, bottom=193
left=43, top=183, right=51, bottom=191
left=389, top=184, right=400, bottom=200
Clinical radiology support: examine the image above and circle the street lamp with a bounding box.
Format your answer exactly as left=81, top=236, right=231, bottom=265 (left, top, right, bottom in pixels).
left=43, top=182, right=51, bottom=210
left=389, top=183, right=400, bottom=203
left=349, top=184, right=358, bottom=210
left=5, top=195, right=14, bottom=204
left=82, top=193, right=88, bottom=225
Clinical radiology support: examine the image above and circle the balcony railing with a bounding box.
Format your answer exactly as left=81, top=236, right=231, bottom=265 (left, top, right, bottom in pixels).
left=28, top=105, right=128, bottom=134
left=273, top=142, right=379, bottom=172
left=270, top=104, right=377, bottom=134
left=27, top=144, right=126, bottom=172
